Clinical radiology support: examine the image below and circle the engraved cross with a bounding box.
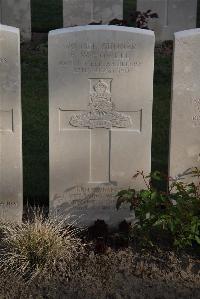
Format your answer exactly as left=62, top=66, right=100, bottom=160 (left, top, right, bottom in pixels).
left=62, top=79, right=141, bottom=184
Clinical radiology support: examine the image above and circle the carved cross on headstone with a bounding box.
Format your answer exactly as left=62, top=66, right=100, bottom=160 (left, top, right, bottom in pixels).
left=63, top=79, right=141, bottom=184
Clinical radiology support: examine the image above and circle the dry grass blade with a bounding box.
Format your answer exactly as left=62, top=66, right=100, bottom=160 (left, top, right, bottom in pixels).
left=0, top=209, right=84, bottom=283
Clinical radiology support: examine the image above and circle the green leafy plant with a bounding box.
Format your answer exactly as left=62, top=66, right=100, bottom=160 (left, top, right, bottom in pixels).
left=116, top=168, right=200, bottom=250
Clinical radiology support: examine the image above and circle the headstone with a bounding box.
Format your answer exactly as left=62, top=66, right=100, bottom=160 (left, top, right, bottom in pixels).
left=0, top=25, right=22, bottom=222
left=49, top=26, right=154, bottom=227
left=1, top=0, right=31, bottom=41
left=63, top=0, right=123, bottom=27
left=137, top=0, right=197, bottom=41
left=169, top=29, right=200, bottom=182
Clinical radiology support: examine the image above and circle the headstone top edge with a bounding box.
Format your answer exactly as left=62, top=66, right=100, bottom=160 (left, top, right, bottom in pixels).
left=0, top=24, right=20, bottom=34
left=175, top=28, right=200, bottom=39
left=49, top=25, right=155, bottom=38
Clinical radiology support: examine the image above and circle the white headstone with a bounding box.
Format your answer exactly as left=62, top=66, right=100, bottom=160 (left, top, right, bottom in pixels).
left=49, top=26, right=154, bottom=227
left=0, top=25, right=22, bottom=222
left=169, top=29, right=200, bottom=182
left=63, top=0, right=123, bottom=27
left=1, top=0, right=31, bottom=41
left=137, top=0, right=197, bottom=41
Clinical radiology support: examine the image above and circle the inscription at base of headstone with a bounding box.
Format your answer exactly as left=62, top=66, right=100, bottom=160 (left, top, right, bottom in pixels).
left=137, top=0, right=197, bottom=42
left=0, top=25, right=22, bottom=222
left=49, top=26, right=154, bottom=227
left=63, top=0, right=123, bottom=27
left=169, top=29, right=200, bottom=183
left=54, top=185, right=135, bottom=225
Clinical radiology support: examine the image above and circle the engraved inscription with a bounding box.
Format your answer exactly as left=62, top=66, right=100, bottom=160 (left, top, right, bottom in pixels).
left=52, top=184, right=135, bottom=226
left=0, top=109, right=13, bottom=132
left=53, top=185, right=120, bottom=211
left=192, top=98, right=200, bottom=127
left=70, top=79, right=132, bottom=129
left=59, top=41, right=142, bottom=73
left=0, top=201, right=17, bottom=207
left=0, top=58, right=7, bottom=64
left=52, top=183, right=135, bottom=227
left=66, top=41, right=137, bottom=50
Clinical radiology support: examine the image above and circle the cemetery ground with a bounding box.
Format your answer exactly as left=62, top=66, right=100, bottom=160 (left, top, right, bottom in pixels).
left=0, top=208, right=200, bottom=298
left=1, top=1, right=200, bottom=298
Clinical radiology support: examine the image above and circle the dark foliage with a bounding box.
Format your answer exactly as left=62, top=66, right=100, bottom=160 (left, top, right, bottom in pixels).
left=117, top=169, right=200, bottom=250
left=109, top=18, right=128, bottom=26
left=133, top=10, right=159, bottom=29
left=88, top=20, right=103, bottom=25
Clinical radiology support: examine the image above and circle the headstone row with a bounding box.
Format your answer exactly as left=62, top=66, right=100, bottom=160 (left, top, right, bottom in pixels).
left=63, top=0, right=198, bottom=42
left=137, top=0, right=197, bottom=41
left=0, top=0, right=198, bottom=43
left=1, top=24, right=200, bottom=225
left=63, top=0, right=123, bottom=27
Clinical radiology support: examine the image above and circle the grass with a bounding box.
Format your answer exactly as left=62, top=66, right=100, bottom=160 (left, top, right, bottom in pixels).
left=152, top=51, right=172, bottom=172
left=124, top=0, right=136, bottom=20
left=31, top=0, right=62, bottom=32
left=0, top=210, right=83, bottom=281
left=22, top=1, right=199, bottom=205
left=1, top=239, right=200, bottom=298
left=22, top=38, right=49, bottom=204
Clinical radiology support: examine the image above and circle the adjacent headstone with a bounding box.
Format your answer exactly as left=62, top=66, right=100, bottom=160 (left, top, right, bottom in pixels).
left=49, top=26, right=154, bottom=226
left=0, top=25, right=22, bottom=222
left=137, top=0, right=197, bottom=41
left=63, top=0, right=123, bottom=27
left=1, top=0, right=31, bottom=41
left=169, top=29, right=200, bottom=182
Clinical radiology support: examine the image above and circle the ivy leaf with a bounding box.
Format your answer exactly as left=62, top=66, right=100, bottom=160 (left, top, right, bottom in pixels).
left=150, top=171, right=162, bottom=181
left=151, top=191, right=159, bottom=201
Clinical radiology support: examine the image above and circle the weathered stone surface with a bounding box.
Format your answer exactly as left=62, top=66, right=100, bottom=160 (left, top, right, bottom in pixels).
left=169, top=29, right=200, bottom=182
left=0, top=25, right=22, bottom=222
left=1, top=0, right=31, bottom=41
left=49, top=26, right=154, bottom=227
left=137, top=0, right=197, bottom=41
left=63, top=0, right=123, bottom=27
